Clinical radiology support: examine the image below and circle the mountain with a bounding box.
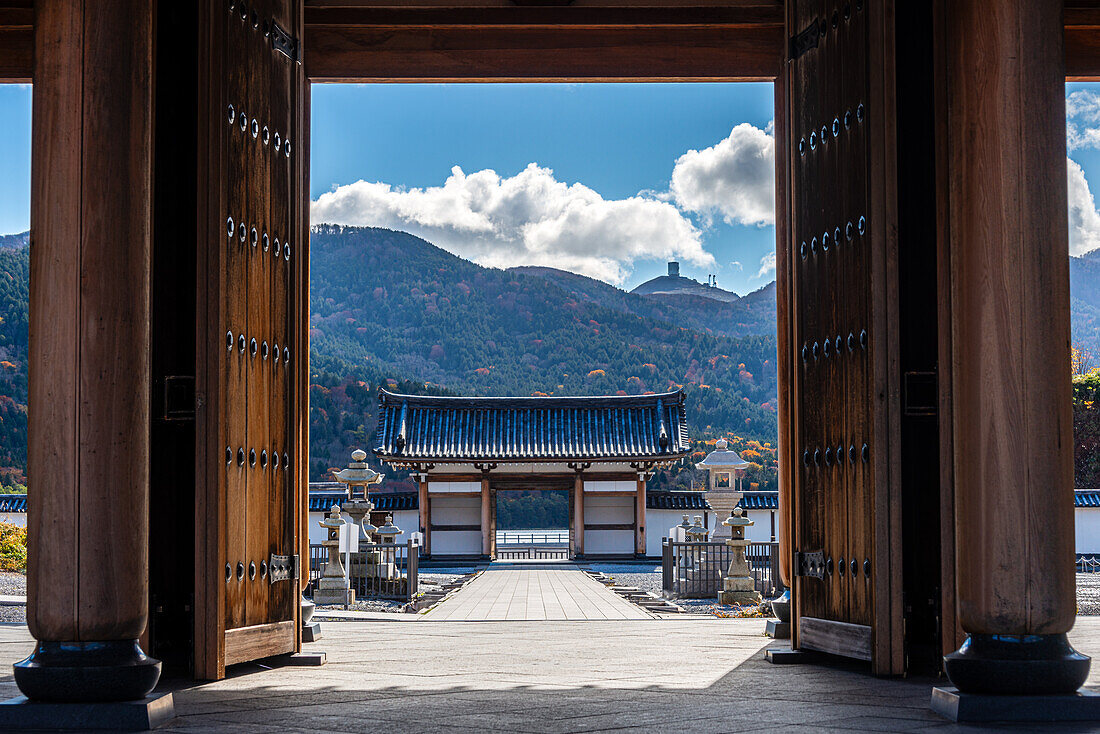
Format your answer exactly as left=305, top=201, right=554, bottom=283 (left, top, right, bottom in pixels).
left=632, top=267, right=741, bottom=303
left=0, top=244, right=28, bottom=488
left=308, top=226, right=780, bottom=478
left=510, top=265, right=776, bottom=339
left=1071, top=249, right=1100, bottom=356
left=0, top=233, right=28, bottom=251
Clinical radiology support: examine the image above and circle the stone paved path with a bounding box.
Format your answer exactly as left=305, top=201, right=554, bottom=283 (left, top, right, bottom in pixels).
left=3, top=620, right=1100, bottom=730
left=425, top=562, right=654, bottom=621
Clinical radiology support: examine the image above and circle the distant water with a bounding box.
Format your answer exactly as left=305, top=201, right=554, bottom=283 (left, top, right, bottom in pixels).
left=496, top=528, right=569, bottom=545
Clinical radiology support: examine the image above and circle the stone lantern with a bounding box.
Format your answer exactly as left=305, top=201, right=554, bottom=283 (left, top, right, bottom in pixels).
left=333, top=449, right=384, bottom=550
left=718, top=507, right=762, bottom=606
left=698, top=438, right=749, bottom=542
left=370, top=514, right=403, bottom=581
left=314, top=505, right=355, bottom=606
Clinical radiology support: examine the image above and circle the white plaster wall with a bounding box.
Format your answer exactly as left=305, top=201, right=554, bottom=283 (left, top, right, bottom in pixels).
left=646, top=509, right=689, bottom=557
left=1077, top=508, right=1100, bottom=554
left=707, top=509, right=775, bottom=543
left=431, top=495, right=482, bottom=555
left=584, top=480, right=636, bottom=493
left=428, top=481, right=481, bottom=494
left=308, top=509, right=422, bottom=547
left=584, top=494, right=633, bottom=555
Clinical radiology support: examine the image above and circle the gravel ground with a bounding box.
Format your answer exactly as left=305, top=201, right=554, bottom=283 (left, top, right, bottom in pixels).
left=583, top=563, right=770, bottom=617
left=315, top=570, right=470, bottom=614
left=0, top=572, right=25, bottom=596
left=1078, top=573, right=1100, bottom=614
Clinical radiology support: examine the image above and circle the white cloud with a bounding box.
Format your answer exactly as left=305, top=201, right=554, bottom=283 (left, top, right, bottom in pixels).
left=1066, top=91, right=1100, bottom=152
left=311, top=163, right=713, bottom=285
left=669, top=123, right=775, bottom=227
left=1068, top=157, right=1100, bottom=256
left=755, top=251, right=776, bottom=279
left=730, top=261, right=743, bottom=271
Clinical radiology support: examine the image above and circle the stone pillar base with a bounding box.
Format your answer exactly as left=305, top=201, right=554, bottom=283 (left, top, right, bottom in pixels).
left=718, top=576, right=762, bottom=605
left=931, top=687, right=1100, bottom=722
left=13, top=640, right=161, bottom=703
left=719, top=590, right=763, bottom=605
left=944, top=633, right=1090, bottom=695
left=0, top=693, right=174, bottom=731
left=313, top=588, right=355, bottom=606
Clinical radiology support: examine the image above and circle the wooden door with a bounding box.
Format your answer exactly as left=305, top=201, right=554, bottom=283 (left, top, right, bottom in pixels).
left=785, top=0, right=903, bottom=674
left=195, top=0, right=307, bottom=680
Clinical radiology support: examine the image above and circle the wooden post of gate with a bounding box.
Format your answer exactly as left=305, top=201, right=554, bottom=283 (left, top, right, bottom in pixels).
left=573, top=471, right=585, bottom=558
left=481, top=473, right=491, bottom=558
left=418, top=475, right=430, bottom=557
left=635, top=473, right=646, bottom=557
left=17, top=0, right=161, bottom=703
left=941, top=0, right=1089, bottom=696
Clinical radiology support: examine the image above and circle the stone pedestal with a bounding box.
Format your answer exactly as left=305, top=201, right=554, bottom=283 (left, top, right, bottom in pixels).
left=704, top=487, right=742, bottom=542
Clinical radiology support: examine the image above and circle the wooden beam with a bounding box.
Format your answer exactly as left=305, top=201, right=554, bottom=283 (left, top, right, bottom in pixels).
left=305, top=20, right=784, bottom=82
left=418, top=477, right=430, bottom=554
left=0, top=3, right=32, bottom=82
left=1066, top=3, right=1100, bottom=80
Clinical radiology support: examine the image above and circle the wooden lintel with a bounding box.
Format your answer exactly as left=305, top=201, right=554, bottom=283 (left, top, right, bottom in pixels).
left=0, top=4, right=32, bottom=82
left=583, top=523, right=634, bottom=531
left=305, top=23, right=784, bottom=82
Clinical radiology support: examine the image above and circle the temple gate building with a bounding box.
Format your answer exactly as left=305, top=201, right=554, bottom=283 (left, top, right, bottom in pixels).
left=372, top=389, right=690, bottom=559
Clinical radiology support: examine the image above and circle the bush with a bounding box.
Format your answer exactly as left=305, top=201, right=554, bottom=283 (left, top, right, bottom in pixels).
left=0, top=522, right=26, bottom=572
left=1075, top=371, right=1100, bottom=488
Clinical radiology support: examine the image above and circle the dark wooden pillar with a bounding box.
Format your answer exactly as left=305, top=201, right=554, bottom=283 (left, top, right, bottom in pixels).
left=19, top=0, right=159, bottom=702
left=481, top=475, right=491, bottom=557
left=943, top=0, right=1088, bottom=694
left=573, top=473, right=584, bottom=558
left=418, top=475, right=430, bottom=556
left=634, top=473, right=646, bottom=557
left=774, top=56, right=793, bottom=592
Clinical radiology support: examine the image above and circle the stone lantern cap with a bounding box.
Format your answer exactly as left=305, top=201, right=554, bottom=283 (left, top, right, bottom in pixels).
left=375, top=514, right=402, bottom=542
left=320, top=505, right=346, bottom=530
left=334, top=449, right=385, bottom=486
left=698, top=438, right=749, bottom=469
left=722, top=506, right=754, bottom=528
left=686, top=515, right=708, bottom=540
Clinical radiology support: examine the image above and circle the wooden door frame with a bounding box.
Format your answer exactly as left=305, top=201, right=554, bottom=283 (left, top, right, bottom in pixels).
left=2, top=0, right=1096, bottom=681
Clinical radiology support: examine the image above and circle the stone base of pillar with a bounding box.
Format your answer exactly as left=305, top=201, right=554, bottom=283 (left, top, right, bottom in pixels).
left=931, top=687, right=1100, bottom=722
left=302, top=622, right=322, bottom=643
left=313, top=588, right=355, bottom=606
left=718, top=576, right=762, bottom=606
left=943, top=634, right=1090, bottom=695
left=13, top=640, right=161, bottom=703
left=0, top=692, right=174, bottom=731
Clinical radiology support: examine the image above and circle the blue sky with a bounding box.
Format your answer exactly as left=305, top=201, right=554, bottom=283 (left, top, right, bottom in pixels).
left=2, top=82, right=1099, bottom=294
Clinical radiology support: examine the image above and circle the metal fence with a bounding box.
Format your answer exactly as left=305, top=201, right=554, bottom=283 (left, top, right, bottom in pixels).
left=308, top=540, right=419, bottom=602
left=496, top=547, right=570, bottom=560
left=662, top=539, right=780, bottom=599
left=496, top=529, right=569, bottom=545
left=1078, top=554, right=1100, bottom=572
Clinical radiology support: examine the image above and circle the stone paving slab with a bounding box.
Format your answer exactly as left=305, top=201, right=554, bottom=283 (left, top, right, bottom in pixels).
left=0, top=620, right=1099, bottom=731
left=424, top=562, right=654, bottom=621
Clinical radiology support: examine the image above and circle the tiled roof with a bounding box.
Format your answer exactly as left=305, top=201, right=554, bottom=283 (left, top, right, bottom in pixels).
left=374, top=389, right=689, bottom=464
left=1076, top=490, right=1100, bottom=507
left=0, top=494, right=25, bottom=513
left=308, top=490, right=418, bottom=512
left=646, top=490, right=709, bottom=511
left=738, top=492, right=779, bottom=510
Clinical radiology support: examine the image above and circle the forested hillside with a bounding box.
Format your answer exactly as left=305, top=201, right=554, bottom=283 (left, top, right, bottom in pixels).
left=2, top=229, right=1097, bottom=492
left=0, top=245, right=27, bottom=490
left=308, top=225, right=780, bottom=477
